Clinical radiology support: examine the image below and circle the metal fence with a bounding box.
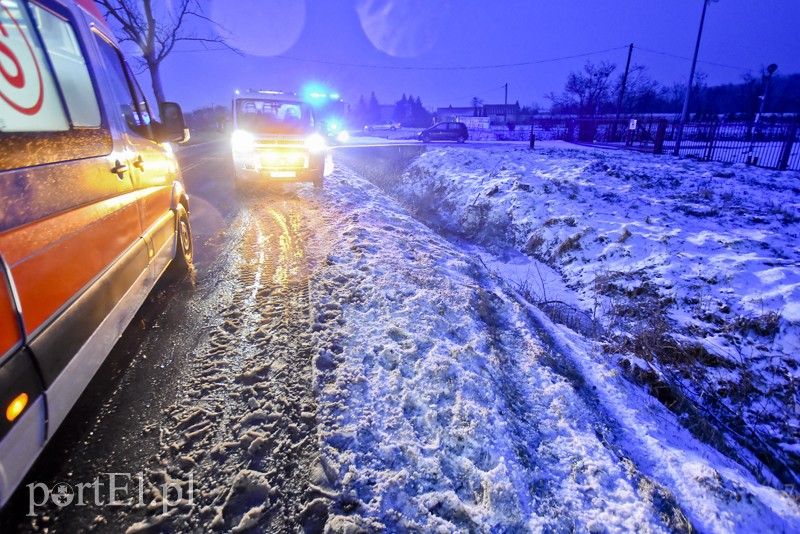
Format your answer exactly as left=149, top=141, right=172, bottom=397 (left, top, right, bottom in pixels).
left=518, top=117, right=800, bottom=171
left=662, top=121, right=799, bottom=171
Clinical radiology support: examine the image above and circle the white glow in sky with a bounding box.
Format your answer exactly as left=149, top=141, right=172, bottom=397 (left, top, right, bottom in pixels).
left=210, top=0, right=306, bottom=57
left=355, top=0, right=450, bottom=58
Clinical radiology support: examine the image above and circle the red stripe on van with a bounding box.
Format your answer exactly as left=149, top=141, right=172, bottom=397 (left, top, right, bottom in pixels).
left=0, top=190, right=144, bottom=267
left=7, top=203, right=141, bottom=336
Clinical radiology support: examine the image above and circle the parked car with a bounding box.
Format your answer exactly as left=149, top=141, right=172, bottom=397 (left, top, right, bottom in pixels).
left=364, top=120, right=401, bottom=132
left=0, top=0, right=191, bottom=506
left=417, top=122, right=469, bottom=143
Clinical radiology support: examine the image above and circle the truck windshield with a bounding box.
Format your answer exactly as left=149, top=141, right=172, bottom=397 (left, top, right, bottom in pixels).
left=235, top=98, right=313, bottom=134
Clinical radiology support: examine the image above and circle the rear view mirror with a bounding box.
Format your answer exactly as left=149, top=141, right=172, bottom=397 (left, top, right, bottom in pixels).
left=158, top=102, right=189, bottom=143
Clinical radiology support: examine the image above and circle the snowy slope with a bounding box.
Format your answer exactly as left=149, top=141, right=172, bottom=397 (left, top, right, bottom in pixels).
left=363, top=144, right=800, bottom=493
left=308, top=165, right=800, bottom=532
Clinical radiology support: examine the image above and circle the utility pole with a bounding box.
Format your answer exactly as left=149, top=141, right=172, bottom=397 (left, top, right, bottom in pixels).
left=616, top=43, right=634, bottom=120
left=756, top=63, right=778, bottom=122
left=504, top=82, right=508, bottom=123
left=674, top=0, right=714, bottom=156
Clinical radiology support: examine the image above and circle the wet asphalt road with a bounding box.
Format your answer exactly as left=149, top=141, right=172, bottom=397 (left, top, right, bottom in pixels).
left=0, top=139, right=432, bottom=532
left=0, top=139, right=245, bottom=531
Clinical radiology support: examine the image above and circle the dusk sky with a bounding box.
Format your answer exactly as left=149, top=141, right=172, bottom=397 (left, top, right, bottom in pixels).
left=140, top=0, right=800, bottom=113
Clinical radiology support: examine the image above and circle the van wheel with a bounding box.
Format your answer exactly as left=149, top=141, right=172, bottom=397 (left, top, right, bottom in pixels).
left=172, top=205, right=193, bottom=270
left=457, top=135, right=466, bottom=143
left=422, top=135, right=430, bottom=143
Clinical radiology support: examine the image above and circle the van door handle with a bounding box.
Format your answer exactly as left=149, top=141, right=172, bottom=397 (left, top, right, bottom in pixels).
left=133, top=155, right=144, bottom=171
left=110, top=160, right=128, bottom=176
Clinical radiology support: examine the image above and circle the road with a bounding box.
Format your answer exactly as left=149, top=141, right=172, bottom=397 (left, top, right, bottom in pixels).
left=0, top=139, right=322, bottom=531
left=0, top=138, right=692, bottom=532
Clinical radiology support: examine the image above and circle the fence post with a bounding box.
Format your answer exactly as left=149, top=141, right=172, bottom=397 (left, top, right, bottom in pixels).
left=567, top=119, right=576, bottom=142
left=704, top=123, right=717, bottom=161
left=653, top=119, right=668, bottom=154
left=778, top=122, right=797, bottom=171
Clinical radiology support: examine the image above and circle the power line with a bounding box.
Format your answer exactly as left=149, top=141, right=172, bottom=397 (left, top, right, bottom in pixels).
left=274, top=46, right=628, bottom=71
left=172, top=45, right=629, bottom=70
left=637, top=46, right=751, bottom=72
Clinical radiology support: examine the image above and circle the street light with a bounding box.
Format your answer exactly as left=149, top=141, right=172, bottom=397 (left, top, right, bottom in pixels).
left=756, top=63, right=778, bottom=122
left=673, top=0, right=718, bottom=156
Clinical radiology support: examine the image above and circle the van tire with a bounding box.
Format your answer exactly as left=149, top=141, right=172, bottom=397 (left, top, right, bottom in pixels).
left=171, top=205, right=193, bottom=271
left=457, top=135, right=466, bottom=143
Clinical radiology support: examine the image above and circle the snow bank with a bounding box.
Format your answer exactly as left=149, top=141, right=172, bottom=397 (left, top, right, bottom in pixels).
left=372, top=145, right=800, bottom=485
left=309, top=165, right=800, bottom=532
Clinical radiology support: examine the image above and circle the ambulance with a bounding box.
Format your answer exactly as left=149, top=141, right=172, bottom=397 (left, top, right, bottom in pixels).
left=0, top=0, right=192, bottom=505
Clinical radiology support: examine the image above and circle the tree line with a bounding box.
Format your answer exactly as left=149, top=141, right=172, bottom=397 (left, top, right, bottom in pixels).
left=350, top=93, right=433, bottom=128
left=547, top=61, right=800, bottom=119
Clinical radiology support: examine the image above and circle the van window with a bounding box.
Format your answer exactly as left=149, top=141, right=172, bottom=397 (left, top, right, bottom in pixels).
left=0, top=1, right=69, bottom=132
left=93, top=34, right=153, bottom=137
left=29, top=2, right=101, bottom=127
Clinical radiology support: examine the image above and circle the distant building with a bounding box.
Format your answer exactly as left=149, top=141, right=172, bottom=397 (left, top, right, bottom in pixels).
left=482, top=103, right=521, bottom=123
left=436, top=105, right=477, bottom=122
left=436, top=103, right=522, bottom=125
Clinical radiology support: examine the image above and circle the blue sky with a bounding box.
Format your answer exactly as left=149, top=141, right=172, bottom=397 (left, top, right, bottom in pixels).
left=144, top=0, right=800, bottom=112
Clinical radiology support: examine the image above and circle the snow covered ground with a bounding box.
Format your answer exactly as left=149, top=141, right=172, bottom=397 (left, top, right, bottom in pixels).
left=113, top=144, right=800, bottom=532
left=342, top=142, right=800, bottom=489
left=307, top=165, right=800, bottom=531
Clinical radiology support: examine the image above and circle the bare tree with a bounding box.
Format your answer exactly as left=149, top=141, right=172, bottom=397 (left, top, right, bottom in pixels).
left=96, top=0, right=234, bottom=104
left=614, top=65, right=660, bottom=115
left=548, top=61, right=616, bottom=115
left=471, top=96, right=483, bottom=117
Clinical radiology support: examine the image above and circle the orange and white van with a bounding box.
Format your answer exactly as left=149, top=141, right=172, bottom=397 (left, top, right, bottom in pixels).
left=0, top=0, right=192, bottom=505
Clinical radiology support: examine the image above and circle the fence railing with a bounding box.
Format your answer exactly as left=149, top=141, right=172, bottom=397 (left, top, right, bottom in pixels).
left=516, top=117, right=799, bottom=171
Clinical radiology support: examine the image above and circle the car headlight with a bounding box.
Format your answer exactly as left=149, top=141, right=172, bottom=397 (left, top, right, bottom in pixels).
left=336, top=130, right=350, bottom=143
left=231, top=129, right=255, bottom=152
left=306, top=133, right=327, bottom=153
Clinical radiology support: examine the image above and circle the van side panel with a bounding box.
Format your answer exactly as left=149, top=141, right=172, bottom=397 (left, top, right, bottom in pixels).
left=29, top=235, right=150, bottom=387
left=0, top=185, right=142, bottom=340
